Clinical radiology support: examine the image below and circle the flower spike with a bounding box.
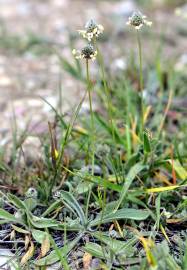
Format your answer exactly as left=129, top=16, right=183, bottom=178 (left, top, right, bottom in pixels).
left=72, top=44, right=97, bottom=61
left=127, top=11, right=152, bottom=30
left=78, top=19, right=104, bottom=41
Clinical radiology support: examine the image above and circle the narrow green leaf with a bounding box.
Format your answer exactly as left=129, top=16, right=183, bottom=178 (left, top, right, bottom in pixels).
left=168, top=159, right=187, bottom=180
left=84, top=242, right=106, bottom=259
left=143, top=131, right=151, bottom=153
left=49, top=234, right=70, bottom=270
left=0, top=208, right=22, bottom=224
left=156, top=194, right=161, bottom=229
left=90, top=208, right=149, bottom=227
left=59, top=191, right=86, bottom=225
left=115, top=163, right=146, bottom=211
left=93, top=232, right=137, bottom=254
left=95, top=113, right=123, bottom=144
left=7, top=193, right=26, bottom=210
left=88, top=175, right=121, bottom=192
left=28, top=215, right=62, bottom=229
left=32, top=229, right=49, bottom=244
left=29, top=213, right=82, bottom=231
left=12, top=225, right=30, bottom=234
left=42, top=200, right=62, bottom=217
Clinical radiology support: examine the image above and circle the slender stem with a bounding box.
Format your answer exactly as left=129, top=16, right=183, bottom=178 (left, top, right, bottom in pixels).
left=85, top=59, right=95, bottom=219
left=86, top=59, right=95, bottom=173
left=136, top=30, right=144, bottom=134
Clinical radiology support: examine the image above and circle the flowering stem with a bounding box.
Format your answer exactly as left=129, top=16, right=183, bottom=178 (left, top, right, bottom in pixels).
left=85, top=59, right=95, bottom=220
left=136, top=30, right=144, bottom=135
left=86, top=59, right=95, bottom=174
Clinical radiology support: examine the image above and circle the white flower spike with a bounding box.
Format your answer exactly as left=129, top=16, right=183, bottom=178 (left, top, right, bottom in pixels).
left=72, top=44, right=97, bottom=61
left=78, top=19, right=104, bottom=41
left=127, top=11, right=152, bottom=30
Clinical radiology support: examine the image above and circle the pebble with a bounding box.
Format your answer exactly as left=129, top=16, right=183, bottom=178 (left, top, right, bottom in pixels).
left=175, top=54, right=187, bottom=72
left=112, top=58, right=127, bottom=72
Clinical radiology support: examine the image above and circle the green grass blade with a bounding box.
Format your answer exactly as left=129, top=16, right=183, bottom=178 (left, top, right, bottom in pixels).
left=115, top=163, right=146, bottom=211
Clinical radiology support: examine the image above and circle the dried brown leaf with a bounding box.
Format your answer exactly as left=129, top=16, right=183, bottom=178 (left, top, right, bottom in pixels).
left=25, top=235, right=30, bottom=250
left=10, top=230, right=15, bottom=240
left=83, top=252, right=92, bottom=270
left=41, top=235, right=50, bottom=258
left=21, top=241, right=35, bottom=265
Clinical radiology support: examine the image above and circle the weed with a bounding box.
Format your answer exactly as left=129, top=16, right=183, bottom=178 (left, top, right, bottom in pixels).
left=0, top=5, right=187, bottom=270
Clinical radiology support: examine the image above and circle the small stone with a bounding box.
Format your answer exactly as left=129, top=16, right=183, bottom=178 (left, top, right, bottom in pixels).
left=81, top=164, right=102, bottom=176
left=0, top=75, right=12, bottom=87
left=175, top=54, right=187, bottom=73
left=91, top=258, right=101, bottom=269
left=112, top=58, right=127, bottom=72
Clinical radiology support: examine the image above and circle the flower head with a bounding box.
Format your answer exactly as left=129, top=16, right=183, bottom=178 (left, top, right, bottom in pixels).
left=127, top=11, right=152, bottom=30
left=25, top=187, right=38, bottom=199
left=78, top=19, right=104, bottom=41
left=72, top=44, right=97, bottom=61
left=53, top=191, right=61, bottom=199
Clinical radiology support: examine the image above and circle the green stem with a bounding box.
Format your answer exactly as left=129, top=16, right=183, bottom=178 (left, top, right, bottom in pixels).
left=85, top=59, right=95, bottom=219
left=136, top=30, right=144, bottom=135
left=86, top=59, right=95, bottom=173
